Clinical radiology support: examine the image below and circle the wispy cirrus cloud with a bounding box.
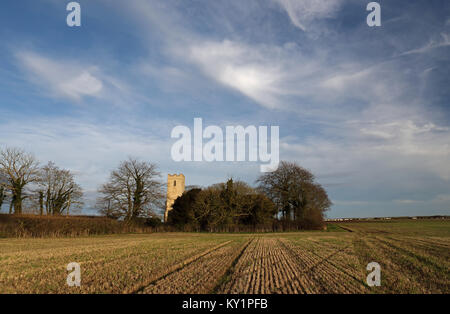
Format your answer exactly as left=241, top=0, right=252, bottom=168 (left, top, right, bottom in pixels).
left=16, top=51, right=103, bottom=100
left=399, top=32, right=450, bottom=56
left=15, top=50, right=137, bottom=108
left=186, top=40, right=285, bottom=109
left=273, top=0, right=344, bottom=31
left=122, top=0, right=450, bottom=185
left=123, top=0, right=402, bottom=115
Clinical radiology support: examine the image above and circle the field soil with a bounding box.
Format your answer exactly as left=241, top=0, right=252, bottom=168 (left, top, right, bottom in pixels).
left=0, top=219, right=448, bottom=294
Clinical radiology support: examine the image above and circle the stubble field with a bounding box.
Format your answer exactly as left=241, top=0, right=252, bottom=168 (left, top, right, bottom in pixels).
left=0, top=219, right=448, bottom=294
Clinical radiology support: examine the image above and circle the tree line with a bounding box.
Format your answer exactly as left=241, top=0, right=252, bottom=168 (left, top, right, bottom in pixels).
left=167, top=161, right=331, bottom=231
left=0, top=147, right=83, bottom=215
left=1, top=147, right=332, bottom=230
left=167, top=179, right=276, bottom=231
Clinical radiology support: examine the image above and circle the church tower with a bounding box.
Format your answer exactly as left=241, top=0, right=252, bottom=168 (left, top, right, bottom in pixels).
left=164, top=174, right=185, bottom=222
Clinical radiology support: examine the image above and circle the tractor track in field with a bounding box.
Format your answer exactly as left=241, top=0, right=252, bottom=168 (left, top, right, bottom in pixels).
left=217, top=238, right=307, bottom=294
left=131, top=240, right=233, bottom=294
left=277, top=238, right=366, bottom=293
left=337, top=225, right=354, bottom=232
left=2, top=221, right=448, bottom=294
left=212, top=238, right=255, bottom=293
left=139, top=239, right=252, bottom=294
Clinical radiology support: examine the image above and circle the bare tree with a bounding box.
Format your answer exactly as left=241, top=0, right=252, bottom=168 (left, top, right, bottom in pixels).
left=0, top=172, right=6, bottom=211
left=97, top=158, right=163, bottom=221
left=0, top=186, right=4, bottom=210
left=37, top=162, right=83, bottom=215
left=0, top=147, right=40, bottom=214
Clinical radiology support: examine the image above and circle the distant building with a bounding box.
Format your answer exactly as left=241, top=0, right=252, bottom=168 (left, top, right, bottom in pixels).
left=164, top=174, right=185, bottom=222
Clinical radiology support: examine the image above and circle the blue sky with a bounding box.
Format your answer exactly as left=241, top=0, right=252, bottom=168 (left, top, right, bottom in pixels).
left=0, top=0, right=449, bottom=218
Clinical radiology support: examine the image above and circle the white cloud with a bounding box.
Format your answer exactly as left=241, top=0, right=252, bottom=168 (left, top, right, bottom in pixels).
left=280, top=116, right=450, bottom=191
left=14, top=50, right=142, bottom=108
left=16, top=51, right=103, bottom=100
left=186, top=40, right=284, bottom=109
left=123, top=1, right=410, bottom=116
left=179, top=36, right=421, bottom=120
left=273, top=0, right=343, bottom=31
left=59, top=71, right=103, bottom=99
left=400, top=32, right=450, bottom=56
left=359, top=128, right=394, bottom=139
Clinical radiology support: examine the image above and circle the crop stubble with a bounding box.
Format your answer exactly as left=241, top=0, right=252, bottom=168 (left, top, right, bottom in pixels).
left=1, top=220, right=448, bottom=294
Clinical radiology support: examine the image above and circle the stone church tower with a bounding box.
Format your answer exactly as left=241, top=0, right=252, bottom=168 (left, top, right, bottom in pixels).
left=164, top=174, right=185, bottom=222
